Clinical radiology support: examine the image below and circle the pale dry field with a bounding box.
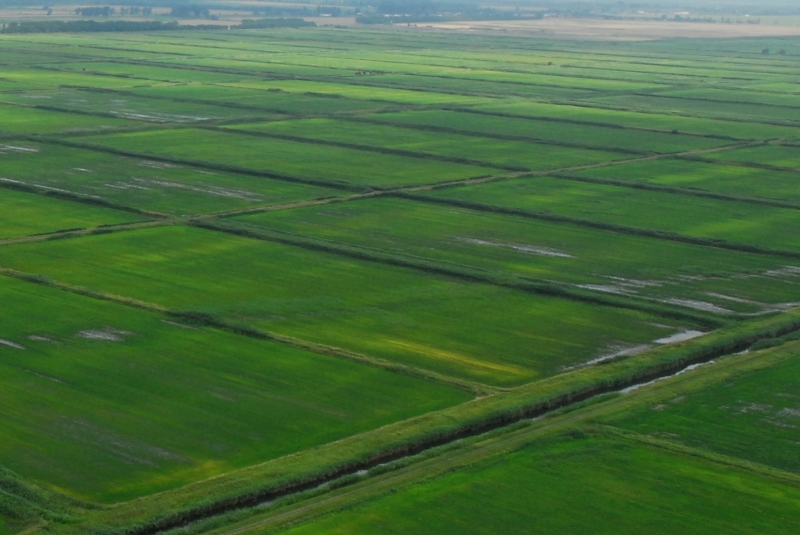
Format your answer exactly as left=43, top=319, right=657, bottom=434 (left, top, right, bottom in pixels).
left=421, top=18, right=800, bottom=41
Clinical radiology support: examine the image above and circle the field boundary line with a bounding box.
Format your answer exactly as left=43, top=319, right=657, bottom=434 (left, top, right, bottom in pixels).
left=340, top=115, right=653, bottom=156
left=209, top=126, right=526, bottom=172
left=0, top=253, right=488, bottom=394
left=0, top=219, right=172, bottom=248
left=679, top=154, right=800, bottom=175
left=0, top=266, right=168, bottom=313
left=0, top=177, right=169, bottom=219
left=189, top=192, right=381, bottom=220
left=603, top=425, right=800, bottom=487
left=393, top=190, right=800, bottom=261
left=564, top=98, right=800, bottom=129
left=168, top=310, right=497, bottom=397
left=625, top=90, right=800, bottom=113
left=549, top=171, right=800, bottom=211
left=191, top=218, right=723, bottom=327
left=30, top=136, right=368, bottom=193
left=68, top=85, right=424, bottom=119
left=446, top=107, right=746, bottom=141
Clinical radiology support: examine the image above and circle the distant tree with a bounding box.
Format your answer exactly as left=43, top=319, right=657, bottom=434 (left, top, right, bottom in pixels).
left=779, top=49, right=787, bottom=55
left=75, top=7, right=115, bottom=17
left=171, top=5, right=210, bottom=18
left=762, top=48, right=770, bottom=55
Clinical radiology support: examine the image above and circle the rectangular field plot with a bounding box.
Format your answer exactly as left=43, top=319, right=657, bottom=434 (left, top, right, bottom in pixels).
left=590, top=94, right=800, bottom=124
left=369, top=110, right=728, bottom=153
left=427, top=177, right=800, bottom=253
left=471, top=99, right=800, bottom=140
left=234, top=197, right=800, bottom=314
left=0, top=68, right=163, bottom=90
left=0, top=143, right=341, bottom=216
left=131, top=83, right=416, bottom=114
left=80, top=129, right=497, bottom=188
left=0, top=226, right=688, bottom=386
left=702, top=144, right=800, bottom=169
left=0, top=187, right=142, bottom=239
left=606, top=342, right=800, bottom=475
left=0, top=89, right=269, bottom=124
left=225, top=80, right=501, bottom=105
left=156, top=56, right=365, bottom=78
left=662, top=87, right=800, bottom=109
left=37, top=61, right=261, bottom=85
left=0, top=276, right=469, bottom=502
left=278, top=432, right=800, bottom=535
left=227, top=118, right=621, bottom=171
left=303, top=75, right=593, bottom=101
left=578, top=158, right=800, bottom=205
left=0, top=103, right=136, bottom=135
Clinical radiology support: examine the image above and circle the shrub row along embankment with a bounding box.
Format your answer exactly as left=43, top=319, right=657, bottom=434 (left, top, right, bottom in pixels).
left=58, top=307, right=800, bottom=535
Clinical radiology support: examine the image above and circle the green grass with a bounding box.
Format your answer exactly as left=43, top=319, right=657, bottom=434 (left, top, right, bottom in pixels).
left=663, top=87, right=800, bottom=108
left=590, top=93, right=800, bottom=124
left=427, top=176, right=800, bottom=253
left=0, top=142, right=343, bottom=216
left=131, top=83, right=417, bottom=114
left=79, top=129, right=497, bottom=188
left=224, top=79, right=484, bottom=104
left=227, top=118, right=622, bottom=170
left=0, top=68, right=159, bottom=90
left=4, top=25, right=800, bottom=535
left=703, top=144, right=800, bottom=168
left=579, top=158, right=800, bottom=204
left=0, top=275, right=469, bottom=502
left=277, top=431, right=800, bottom=535
left=0, top=226, right=685, bottom=386
left=37, top=61, right=259, bottom=85
left=366, top=109, right=729, bottom=153
left=235, top=196, right=800, bottom=311
left=606, top=341, right=800, bottom=474
left=472, top=99, right=800, bottom=139
left=0, top=89, right=267, bottom=123
left=0, top=103, right=136, bottom=134
left=0, top=187, right=142, bottom=239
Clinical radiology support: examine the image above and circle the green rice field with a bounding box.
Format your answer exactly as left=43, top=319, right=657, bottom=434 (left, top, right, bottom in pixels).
left=235, top=196, right=800, bottom=312
left=0, top=226, right=688, bottom=386
left=273, top=432, right=800, bottom=535
left=0, top=275, right=469, bottom=502
left=0, top=187, right=142, bottom=239
left=1, top=18, right=799, bottom=535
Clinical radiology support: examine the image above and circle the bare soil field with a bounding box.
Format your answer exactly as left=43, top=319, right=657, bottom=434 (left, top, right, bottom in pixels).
left=422, top=18, right=800, bottom=41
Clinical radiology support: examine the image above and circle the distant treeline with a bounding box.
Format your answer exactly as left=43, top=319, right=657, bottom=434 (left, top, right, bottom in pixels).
left=357, top=1, right=544, bottom=25
left=0, top=17, right=314, bottom=34
left=239, top=17, right=316, bottom=29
